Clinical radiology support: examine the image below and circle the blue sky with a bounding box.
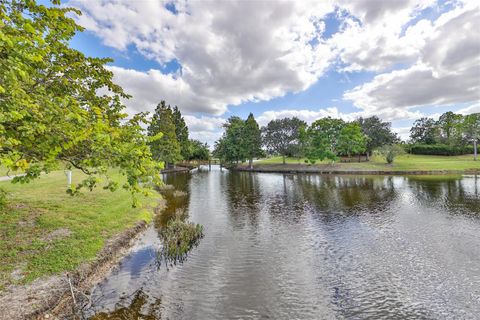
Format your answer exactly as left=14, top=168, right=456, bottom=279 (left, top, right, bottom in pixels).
left=59, top=0, right=479, bottom=145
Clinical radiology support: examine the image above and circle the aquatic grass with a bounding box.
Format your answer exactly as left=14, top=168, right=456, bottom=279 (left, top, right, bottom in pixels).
left=159, top=217, right=204, bottom=264
left=157, top=184, right=175, bottom=191
left=172, top=190, right=187, bottom=198
left=155, top=182, right=204, bottom=266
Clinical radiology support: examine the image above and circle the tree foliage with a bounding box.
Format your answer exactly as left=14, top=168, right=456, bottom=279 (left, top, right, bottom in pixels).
left=147, top=101, right=182, bottom=165
left=357, top=116, right=398, bottom=156
left=242, top=113, right=263, bottom=168
left=462, top=113, right=480, bottom=160
left=213, top=114, right=263, bottom=167
left=436, top=111, right=463, bottom=144
left=213, top=116, right=245, bottom=164
left=410, top=118, right=438, bottom=144
left=409, top=112, right=479, bottom=159
left=172, top=105, right=190, bottom=160
left=0, top=0, right=161, bottom=204
left=304, top=117, right=345, bottom=163
left=337, top=122, right=367, bottom=158
left=186, top=139, right=210, bottom=161
left=262, top=117, right=306, bottom=163
left=377, top=145, right=405, bottom=164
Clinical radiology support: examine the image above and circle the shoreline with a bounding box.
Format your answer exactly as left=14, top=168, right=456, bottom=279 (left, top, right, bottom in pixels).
left=0, top=201, right=165, bottom=320
left=161, top=165, right=195, bottom=173
left=234, top=164, right=479, bottom=175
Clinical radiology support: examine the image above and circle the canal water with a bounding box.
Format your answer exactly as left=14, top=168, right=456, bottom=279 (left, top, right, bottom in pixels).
left=85, top=166, right=480, bottom=319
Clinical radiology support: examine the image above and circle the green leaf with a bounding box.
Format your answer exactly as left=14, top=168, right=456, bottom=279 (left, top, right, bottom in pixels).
left=24, top=23, right=36, bottom=34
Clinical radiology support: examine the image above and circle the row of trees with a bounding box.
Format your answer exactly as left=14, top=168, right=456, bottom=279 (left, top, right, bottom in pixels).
left=410, top=112, right=479, bottom=158
left=212, top=114, right=263, bottom=168
left=213, top=113, right=399, bottom=166
left=147, top=101, right=210, bottom=165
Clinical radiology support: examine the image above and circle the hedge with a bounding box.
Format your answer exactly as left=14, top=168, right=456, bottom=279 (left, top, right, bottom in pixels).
left=407, top=144, right=474, bottom=156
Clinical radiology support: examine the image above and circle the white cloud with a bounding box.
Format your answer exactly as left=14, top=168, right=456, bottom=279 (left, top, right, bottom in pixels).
left=457, top=103, right=480, bottom=115
left=343, top=2, right=480, bottom=120
left=256, top=107, right=361, bottom=127
left=68, top=0, right=480, bottom=130
left=392, top=127, right=412, bottom=141
left=330, top=0, right=436, bottom=72
left=69, top=0, right=336, bottom=115
left=108, top=66, right=227, bottom=115
left=183, top=115, right=226, bottom=147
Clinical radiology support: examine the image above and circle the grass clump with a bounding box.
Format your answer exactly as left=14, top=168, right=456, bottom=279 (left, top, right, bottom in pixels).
left=159, top=218, right=203, bottom=264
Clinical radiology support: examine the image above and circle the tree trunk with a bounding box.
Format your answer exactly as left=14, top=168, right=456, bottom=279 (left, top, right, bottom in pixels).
left=474, top=139, right=478, bottom=161
left=366, top=152, right=370, bottom=161
left=249, top=158, right=253, bottom=169
left=282, top=155, right=286, bottom=164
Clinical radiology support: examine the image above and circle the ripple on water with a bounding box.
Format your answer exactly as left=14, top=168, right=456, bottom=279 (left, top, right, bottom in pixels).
left=86, top=171, right=480, bottom=319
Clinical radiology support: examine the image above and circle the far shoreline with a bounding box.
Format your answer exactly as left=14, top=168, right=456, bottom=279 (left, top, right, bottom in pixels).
left=234, top=164, right=479, bottom=175
left=231, top=154, right=480, bottom=175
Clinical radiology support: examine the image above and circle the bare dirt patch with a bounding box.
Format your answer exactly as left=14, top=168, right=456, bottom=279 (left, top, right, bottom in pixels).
left=41, top=228, right=72, bottom=243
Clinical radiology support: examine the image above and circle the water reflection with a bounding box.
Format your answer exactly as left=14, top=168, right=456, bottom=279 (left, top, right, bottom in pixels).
left=85, top=169, right=480, bottom=319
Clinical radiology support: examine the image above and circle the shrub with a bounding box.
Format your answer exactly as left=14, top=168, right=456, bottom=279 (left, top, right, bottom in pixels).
left=408, top=144, right=474, bottom=156
left=376, top=145, right=405, bottom=164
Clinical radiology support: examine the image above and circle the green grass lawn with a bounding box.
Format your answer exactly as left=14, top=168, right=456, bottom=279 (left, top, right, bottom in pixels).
left=255, top=154, right=480, bottom=171
left=0, top=170, right=160, bottom=291
left=0, top=165, right=23, bottom=177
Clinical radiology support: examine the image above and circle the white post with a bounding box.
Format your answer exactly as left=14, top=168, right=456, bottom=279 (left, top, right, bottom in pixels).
left=66, top=170, right=72, bottom=187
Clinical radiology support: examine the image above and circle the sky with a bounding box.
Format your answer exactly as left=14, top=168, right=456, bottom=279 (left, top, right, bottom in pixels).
left=57, top=0, right=479, bottom=146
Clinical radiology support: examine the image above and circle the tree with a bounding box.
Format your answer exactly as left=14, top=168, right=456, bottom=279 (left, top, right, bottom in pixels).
left=462, top=113, right=480, bottom=160
left=436, top=111, right=463, bottom=144
left=337, top=122, right=367, bottom=159
left=147, top=101, right=182, bottom=166
left=410, top=117, right=438, bottom=144
left=262, top=117, right=306, bottom=164
left=377, top=144, right=404, bottom=164
left=0, top=0, right=160, bottom=204
left=187, top=140, right=210, bottom=161
left=304, top=117, right=345, bottom=163
left=357, top=116, right=398, bottom=159
left=242, top=113, right=263, bottom=169
left=172, top=105, right=190, bottom=160
left=213, top=116, right=246, bottom=164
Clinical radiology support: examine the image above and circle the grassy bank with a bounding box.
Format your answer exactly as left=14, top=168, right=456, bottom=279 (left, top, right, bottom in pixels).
left=250, top=154, right=480, bottom=172
left=0, top=170, right=159, bottom=291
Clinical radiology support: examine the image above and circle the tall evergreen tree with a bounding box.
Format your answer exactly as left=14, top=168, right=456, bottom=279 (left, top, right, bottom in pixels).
left=147, top=101, right=182, bottom=166
left=213, top=116, right=246, bottom=164
left=242, top=113, right=263, bottom=169
left=172, top=106, right=190, bottom=159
